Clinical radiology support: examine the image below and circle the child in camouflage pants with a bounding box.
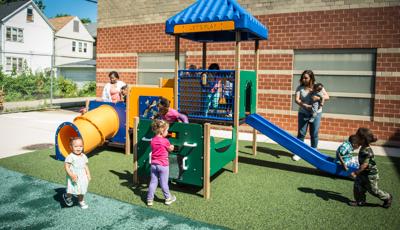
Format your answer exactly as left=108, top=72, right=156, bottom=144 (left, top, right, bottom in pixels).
left=348, top=128, right=392, bottom=208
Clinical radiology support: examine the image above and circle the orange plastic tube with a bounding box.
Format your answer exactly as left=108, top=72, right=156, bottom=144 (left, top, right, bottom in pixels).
left=56, top=105, right=119, bottom=158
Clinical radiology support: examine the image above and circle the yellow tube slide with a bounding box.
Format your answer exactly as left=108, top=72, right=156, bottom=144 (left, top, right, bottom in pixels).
left=56, top=105, right=119, bottom=159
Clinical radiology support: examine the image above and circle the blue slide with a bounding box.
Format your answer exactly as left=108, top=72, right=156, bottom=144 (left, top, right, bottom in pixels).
left=245, top=113, right=356, bottom=177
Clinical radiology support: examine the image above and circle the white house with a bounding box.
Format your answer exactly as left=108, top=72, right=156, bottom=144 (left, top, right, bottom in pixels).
left=0, top=0, right=54, bottom=73
left=49, top=16, right=96, bottom=86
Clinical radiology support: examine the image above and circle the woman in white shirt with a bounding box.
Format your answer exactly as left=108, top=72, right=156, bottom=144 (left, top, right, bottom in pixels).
left=102, top=71, right=126, bottom=102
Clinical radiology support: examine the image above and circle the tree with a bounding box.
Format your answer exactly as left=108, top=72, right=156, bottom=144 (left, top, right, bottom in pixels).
left=80, top=18, right=92, bottom=24
left=0, top=1, right=45, bottom=12
left=55, top=13, right=71, bottom=18
left=34, top=0, right=45, bottom=12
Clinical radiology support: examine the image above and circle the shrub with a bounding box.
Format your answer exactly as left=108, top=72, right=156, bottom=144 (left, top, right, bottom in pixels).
left=78, top=81, right=96, bottom=97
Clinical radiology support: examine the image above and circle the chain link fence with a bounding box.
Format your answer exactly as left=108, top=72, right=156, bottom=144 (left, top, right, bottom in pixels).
left=0, top=69, right=96, bottom=113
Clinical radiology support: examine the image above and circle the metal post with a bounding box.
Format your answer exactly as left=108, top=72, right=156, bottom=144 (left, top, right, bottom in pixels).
left=174, top=36, right=180, bottom=110
left=202, top=42, right=207, bottom=69
left=252, top=40, right=260, bottom=156
left=233, top=31, right=241, bottom=173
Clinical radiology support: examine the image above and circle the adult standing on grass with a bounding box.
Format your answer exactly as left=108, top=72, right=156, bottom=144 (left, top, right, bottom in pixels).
left=292, top=70, right=329, bottom=161
left=102, top=71, right=126, bottom=102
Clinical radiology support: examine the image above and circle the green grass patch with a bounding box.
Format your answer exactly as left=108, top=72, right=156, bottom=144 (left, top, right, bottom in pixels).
left=0, top=142, right=399, bottom=229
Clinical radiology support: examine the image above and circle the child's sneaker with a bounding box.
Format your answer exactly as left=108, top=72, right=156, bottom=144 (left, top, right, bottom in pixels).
left=292, top=155, right=301, bottom=161
left=79, top=201, right=89, bottom=209
left=147, top=200, right=153, bottom=206
left=165, top=195, right=176, bottom=205
left=383, top=194, right=393, bottom=208
left=62, top=193, right=73, bottom=207
left=308, top=118, right=315, bottom=123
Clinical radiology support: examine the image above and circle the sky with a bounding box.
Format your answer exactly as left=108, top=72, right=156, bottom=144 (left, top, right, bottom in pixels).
left=42, top=0, right=97, bottom=22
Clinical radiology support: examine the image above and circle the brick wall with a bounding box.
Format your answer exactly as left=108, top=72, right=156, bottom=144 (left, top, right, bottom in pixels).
left=97, top=5, right=400, bottom=146
left=98, top=0, right=400, bottom=28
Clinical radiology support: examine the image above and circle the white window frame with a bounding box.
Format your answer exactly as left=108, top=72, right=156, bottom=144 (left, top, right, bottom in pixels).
left=5, top=57, right=12, bottom=71
left=5, top=56, right=25, bottom=72
left=78, top=42, right=82, bottom=52
left=292, top=49, right=376, bottom=117
left=72, top=41, right=76, bottom=52
left=83, top=43, right=87, bottom=53
left=6, top=27, right=24, bottom=42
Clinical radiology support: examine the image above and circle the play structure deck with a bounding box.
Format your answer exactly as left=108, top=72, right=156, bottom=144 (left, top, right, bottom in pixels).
left=54, top=0, right=355, bottom=200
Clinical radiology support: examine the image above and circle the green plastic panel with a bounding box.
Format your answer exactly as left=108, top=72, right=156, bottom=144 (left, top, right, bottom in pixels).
left=136, top=119, right=204, bottom=187
left=210, top=127, right=237, bottom=176
left=239, top=70, right=257, bottom=119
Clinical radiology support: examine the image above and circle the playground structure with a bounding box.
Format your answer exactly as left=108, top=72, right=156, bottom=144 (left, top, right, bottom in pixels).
left=55, top=0, right=356, bottom=200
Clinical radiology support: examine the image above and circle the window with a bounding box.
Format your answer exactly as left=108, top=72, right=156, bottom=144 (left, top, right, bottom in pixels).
left=6, top=27, right=23, bottom=42
left=83, top=43, right=87, bottom=53
left=6, top=57, right=11, bottom=71
left=292, top=49, right=376, bottom=116
left=6, top=27, right=11, bottom=40
left=17, top=28, right=23, bottom=42
left=5, top=57, right=25, bottom=72
left=12, top=58, right=17, bottom=70
left=138, top=53, right=186, bottom=85
left=78, top=42, right=82, bottom=52
left=73, top=20, right=79, bottom=32
left=72, top=41, right=76, bottom=52
left=12, top=28, right=17, bottom=41
left=27, top=8, right=33, bottom=22
left=18, top=58, right=23, bottom=69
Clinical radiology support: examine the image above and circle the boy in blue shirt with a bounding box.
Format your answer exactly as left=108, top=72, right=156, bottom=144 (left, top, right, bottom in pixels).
left=335, top=134, right=360, bottom=171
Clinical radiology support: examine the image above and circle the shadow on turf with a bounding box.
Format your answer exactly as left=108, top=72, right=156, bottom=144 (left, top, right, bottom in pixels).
left=53, top=187, right=70, bottom=208
left=109, top=169, right=227, bottom=204
left=237, top=155, right=347, bottom=179
left=297, top=187, right=381, bottom=207
left=243, top=145, right=292, bottom=158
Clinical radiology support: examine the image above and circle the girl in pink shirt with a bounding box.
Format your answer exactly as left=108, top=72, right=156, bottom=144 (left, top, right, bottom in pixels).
left=158, top=96, right=189, bottom=123
left=147, top=119, right=176, bottom=206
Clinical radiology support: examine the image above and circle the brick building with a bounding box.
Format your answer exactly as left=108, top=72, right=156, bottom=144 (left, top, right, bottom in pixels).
left=97, top=0, right=400, bottom=146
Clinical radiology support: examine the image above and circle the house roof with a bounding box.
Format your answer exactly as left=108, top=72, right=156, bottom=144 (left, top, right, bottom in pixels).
left=57, top=59, right=96, bottom=68
left=84, top=22, right=97, bottom=38
left=49, top=16, right=75, bottom=32
left=165, top=0, right=268, bottom=42
left=0, top=0, right=30, bottom=21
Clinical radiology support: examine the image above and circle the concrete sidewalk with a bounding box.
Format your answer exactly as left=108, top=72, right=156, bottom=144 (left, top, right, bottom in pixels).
left=0, top=109, right=398, bottom=159
left=2, top=97, right=96, bottom=112
left=0, top=109, right=78, bottom=158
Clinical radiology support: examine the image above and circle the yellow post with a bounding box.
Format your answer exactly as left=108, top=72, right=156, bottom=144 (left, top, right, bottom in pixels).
left=203, top=123, right=211, bottom=199
left=252, top=40, right=260, bottom=156
left=233, top=31, right=241, bottom=174
left=132, top=117, right=139, bottom=184
left=125, top=85, right=131, bottom=155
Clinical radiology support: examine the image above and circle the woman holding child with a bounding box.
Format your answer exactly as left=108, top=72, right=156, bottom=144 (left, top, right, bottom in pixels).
left=102, top=71, right=126, bottom=103
left=292, top=70, right=329, bottom=161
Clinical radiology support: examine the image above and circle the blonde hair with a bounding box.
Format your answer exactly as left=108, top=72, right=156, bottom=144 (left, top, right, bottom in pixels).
left=151, top=119, right=169, bottom=135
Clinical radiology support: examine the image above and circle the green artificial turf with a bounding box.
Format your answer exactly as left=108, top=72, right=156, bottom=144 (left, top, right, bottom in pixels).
left=0, top=142, right=399, bottom=229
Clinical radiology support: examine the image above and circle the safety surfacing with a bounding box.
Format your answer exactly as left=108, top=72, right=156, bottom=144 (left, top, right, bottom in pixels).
left=0, top=166, right=225, bottom=230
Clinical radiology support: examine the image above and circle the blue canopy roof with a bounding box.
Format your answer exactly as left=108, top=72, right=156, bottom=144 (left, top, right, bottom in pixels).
left=165, top=0, right=268, bottom=42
